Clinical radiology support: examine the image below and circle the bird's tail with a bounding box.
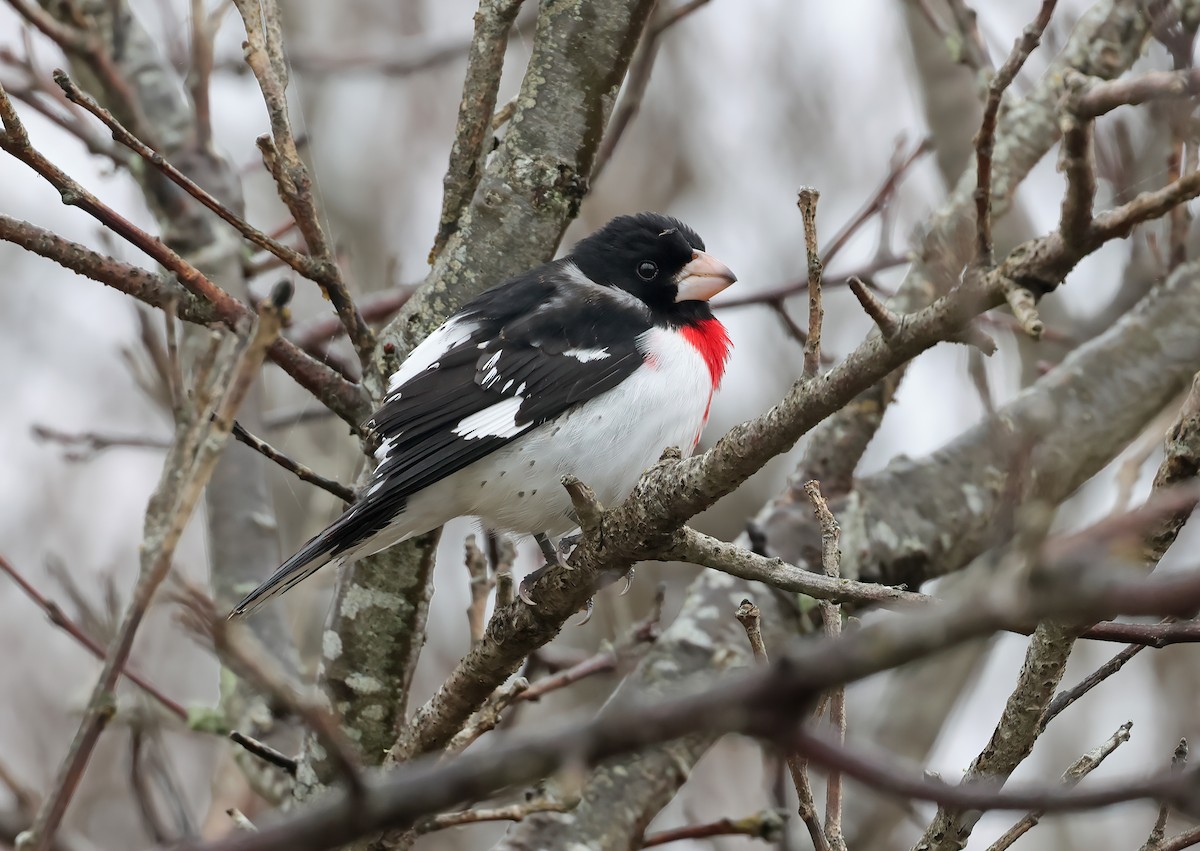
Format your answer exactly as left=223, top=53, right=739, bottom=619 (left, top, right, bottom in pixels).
left=229, top=516, right=353, bottom=618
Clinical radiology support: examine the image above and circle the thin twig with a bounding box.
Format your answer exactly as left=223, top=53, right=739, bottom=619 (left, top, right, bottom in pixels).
left=1142, top=739, right=1189, bottom=851
left=736, top=599, right=829, bottom=851
left=797, top=188, right=824, bottom=376
left=416, top=798, right=572, bottom=834
left=519, top=587, right=664, bottom=703
left=716, top=254, right=903, bottom=310
left=1161, top=826, right=1200, bottom=851
left=53, top=69, right=375, bottom=361
left=289, top=287, right=414, bottom=353
left=1059, top=81, right=1097, bottom=250
left=230, top=421, right=356, bottom=504
left=0, top=92, right=370, bottom=424
left=640, top=809, right=786, bottom=847
left=591, top=0, right=713, bottom=182
left=803, top=481, right=846, bottom=851
left=667, top=526, right=926, bottom=606
left=847, top=275, right=901, bottom=340
left=442, top=678, right=529, bottom=756
left=822, top=137, right=932, bottom=265
left=188, top=0, right=216, bottom=148
left=973, top=0, right=1058, bottom=266
left=230, top=0, right=375, bottom=366
left=30, top=425, right=171, bottom=460
left=432, top=0, right=526, bottom=257
left=986, top=721, right=1133, bottom=851
left=226, top=809, right=258, bottom=833
left=175, top=585, right=365, bottom=797
left=229, top=731, right=298, bottom=777
left=0, top=554, right=187, bottom=721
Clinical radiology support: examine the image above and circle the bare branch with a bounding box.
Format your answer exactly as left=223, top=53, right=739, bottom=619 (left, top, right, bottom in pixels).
left=229, top=732, right=298, bottom=777
left=640, top=809, right=786, bottom=847
left=230, top=0, right=374, bottom=366
left=0, top=554, right=186, bottom=722
left=736, top=599, right=828, bottom=851
left=433, top=0, right=526, bottom=257
left=229, top=421, right=356, bottom=505
left=591, top=0, right=714, bottom=182
left=974, top=0, right=1058, bottom=266
left=986, top=721, right=1133, bottom=851
left=19, top=286, right=289, bottom=851
left=667, top=527, right=925, bottom=605
left=0, top=133, right=370, bottom=424
left=804, top=481, right=846, bottom=851
left=1075, top=68, right=1200, bottom=119
left=416, top=799, right=573, bottom=835
left=798, top=188, right=824, bottom=376
left=847, top=275, right=901, bottom=340
left=1142, top=739, right=1189, bottom=851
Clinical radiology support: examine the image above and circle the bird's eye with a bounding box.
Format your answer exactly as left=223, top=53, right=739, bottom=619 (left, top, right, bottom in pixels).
left=637, top=261, right=658, bottom=281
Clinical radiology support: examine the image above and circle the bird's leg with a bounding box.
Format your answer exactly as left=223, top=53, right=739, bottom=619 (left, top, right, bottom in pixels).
left=535, top=532, right=561, bottom=566
left=518, top=532, right=562, bottom=607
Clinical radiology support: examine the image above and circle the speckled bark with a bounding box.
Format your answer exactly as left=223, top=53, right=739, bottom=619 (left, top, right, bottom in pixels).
left=914, top=621, right=1075, bottom=851
left=1144, top=373, right=1200, bottom=564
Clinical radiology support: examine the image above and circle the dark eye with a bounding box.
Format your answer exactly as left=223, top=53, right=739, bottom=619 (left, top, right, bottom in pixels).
left=637, top=261, right=658, bottom=281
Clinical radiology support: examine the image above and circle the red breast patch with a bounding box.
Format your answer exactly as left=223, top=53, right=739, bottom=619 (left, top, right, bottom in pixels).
left=681, top=318, right=732, bottom=387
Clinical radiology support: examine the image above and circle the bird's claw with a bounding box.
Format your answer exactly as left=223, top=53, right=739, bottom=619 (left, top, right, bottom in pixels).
left=573, top=597, right=594, bottom=626
left=518, top=560, right=554, bottom=607
left=517, top=577, right=538, bottom=607
left=619, top=567, right=635, bottom=596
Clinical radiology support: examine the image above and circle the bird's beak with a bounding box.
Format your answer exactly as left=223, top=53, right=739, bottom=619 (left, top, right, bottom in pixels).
left=674, top=250, right=737, bottom=302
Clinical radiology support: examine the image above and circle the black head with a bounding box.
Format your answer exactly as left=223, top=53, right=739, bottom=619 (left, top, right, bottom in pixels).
left=568, top=213, right=736, bottom=324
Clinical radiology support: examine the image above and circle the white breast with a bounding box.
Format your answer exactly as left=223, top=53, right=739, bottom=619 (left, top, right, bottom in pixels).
left=439, top=326, right=716, bottom=535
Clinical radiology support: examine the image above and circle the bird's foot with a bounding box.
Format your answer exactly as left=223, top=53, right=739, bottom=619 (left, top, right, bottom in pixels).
left=521, top=532, right=584, bottom=606
left=557, top=533, right=581, bottom=560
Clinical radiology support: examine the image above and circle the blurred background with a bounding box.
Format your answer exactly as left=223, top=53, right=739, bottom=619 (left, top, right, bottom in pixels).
left=1, top=0, right=1196, bottom=848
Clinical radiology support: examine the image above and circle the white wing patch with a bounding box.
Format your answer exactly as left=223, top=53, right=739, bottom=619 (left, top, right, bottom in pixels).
left=479, top=350, right=504, bottom=389
left=452, top=397, right=528, bottom=440
left=373, top=434, right=399, bottom=463
left=561, top=347, right=610, bottom=362
left=386, top=317, right=479, bottom=395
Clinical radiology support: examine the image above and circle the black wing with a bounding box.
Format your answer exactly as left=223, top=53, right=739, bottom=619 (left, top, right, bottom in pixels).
left=337, top=266, right=653, bottom=552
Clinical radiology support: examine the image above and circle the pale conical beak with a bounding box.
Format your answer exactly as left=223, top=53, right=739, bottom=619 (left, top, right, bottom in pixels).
left=674, top=250, right=737, bottom=302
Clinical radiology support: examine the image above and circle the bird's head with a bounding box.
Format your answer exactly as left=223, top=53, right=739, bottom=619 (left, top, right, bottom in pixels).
left=568, top=212, right=737, bottom=323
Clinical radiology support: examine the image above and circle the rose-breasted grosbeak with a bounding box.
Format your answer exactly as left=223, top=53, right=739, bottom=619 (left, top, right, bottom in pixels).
left=231, top=212, right=735, bottom=617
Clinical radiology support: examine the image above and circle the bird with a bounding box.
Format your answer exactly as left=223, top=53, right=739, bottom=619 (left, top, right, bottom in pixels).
left=230, top=212, right=736, bottom=617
